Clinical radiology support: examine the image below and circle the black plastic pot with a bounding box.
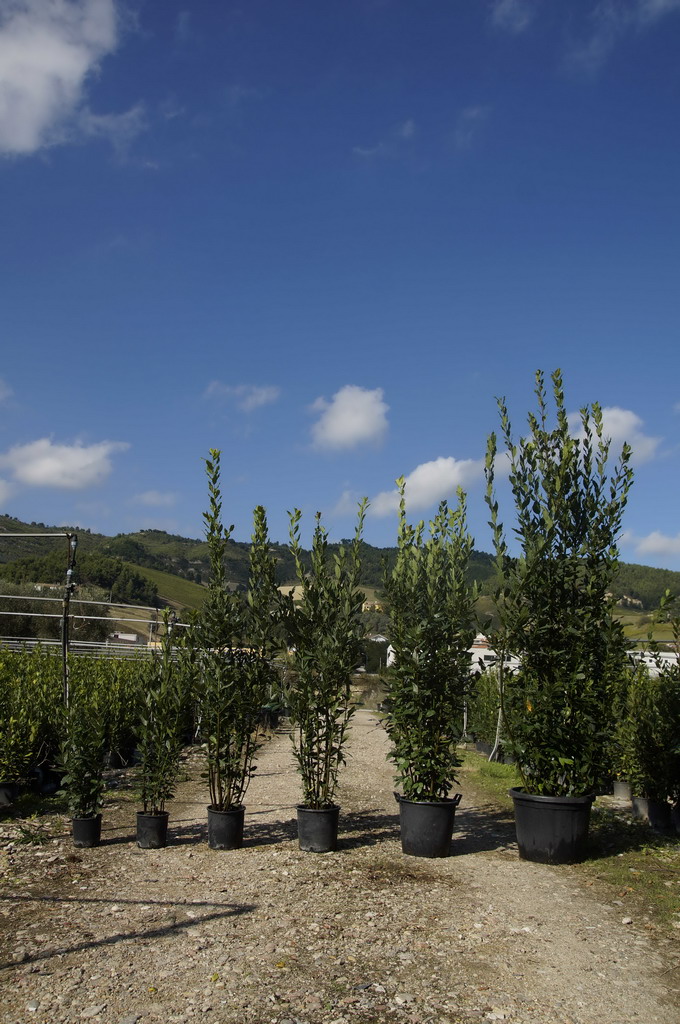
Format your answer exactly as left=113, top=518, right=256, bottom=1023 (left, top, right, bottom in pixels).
left=136, top=810, right=169, bottom=849
left=72, top=814, right=102, bottom=848
left=510, top=788, right=594, bottom=864
left=398, top=794, right=461, bottom=858
left=0, top=781, right=19, bottom=808
left=672, top=802, right=680, bottom=836
left=207, top=805, right=245, bottom=850
left=297, top=804, right=339, bottom=853
left=631, top=796, right=672, bottom=830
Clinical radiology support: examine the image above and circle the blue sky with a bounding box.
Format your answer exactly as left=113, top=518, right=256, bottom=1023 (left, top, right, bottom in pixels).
left=0, top=0, right=679, bottom=567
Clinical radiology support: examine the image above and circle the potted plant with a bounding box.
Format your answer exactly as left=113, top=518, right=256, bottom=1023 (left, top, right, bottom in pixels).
left=620, top=594, right=680, bottom=830
left=383, top=481, right=477, bottom=857
left=484, top=369, right=634, bottom=863
left=282, top=502, right=367, bottom=852
left=187, top=450, right=278, bottom=850
left=57, top=681, right=107, bottom=847
left=135, top=615, right=184, bottom=849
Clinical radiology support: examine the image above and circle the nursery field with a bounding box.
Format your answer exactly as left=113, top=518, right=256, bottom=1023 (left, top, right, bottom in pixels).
left=1, top=715, right=679, bottom=1024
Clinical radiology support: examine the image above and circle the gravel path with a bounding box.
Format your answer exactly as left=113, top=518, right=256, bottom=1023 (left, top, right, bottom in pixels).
left=1, top=712, right=678, bottom=1024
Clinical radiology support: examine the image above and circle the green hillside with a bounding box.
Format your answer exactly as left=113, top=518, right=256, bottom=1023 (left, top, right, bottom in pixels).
left=127, top=563, right=207, bottom=611
left=3, top=514, right=680, bottom=615
left=0, top=515, right=104, bottom=562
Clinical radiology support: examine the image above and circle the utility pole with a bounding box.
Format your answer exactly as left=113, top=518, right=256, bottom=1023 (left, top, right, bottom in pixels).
left=61, top=534, right=78, bottom=705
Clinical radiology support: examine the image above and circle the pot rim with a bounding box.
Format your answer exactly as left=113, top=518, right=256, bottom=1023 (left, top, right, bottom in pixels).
left=397, top=794, right=462, bottom=808
left=296, top=803, right=339, bottom=812
left=509, top=787, right=595, bottom=805
left=207, top=803, right=245, bottom=814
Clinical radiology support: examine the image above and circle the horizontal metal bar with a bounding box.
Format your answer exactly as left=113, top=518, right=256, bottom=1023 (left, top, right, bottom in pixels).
left=0, top=610, right=180, bottom=626
left=0, top=532, right=72, bottom=538
left=0, top=592, right=161, bottom=612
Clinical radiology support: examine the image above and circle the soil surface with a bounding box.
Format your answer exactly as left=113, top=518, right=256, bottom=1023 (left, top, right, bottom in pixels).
left=1, top=712, right=679, bottom=1024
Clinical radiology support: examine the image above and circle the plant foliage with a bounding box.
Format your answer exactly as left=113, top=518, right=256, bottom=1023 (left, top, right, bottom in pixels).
left=383, top=481, right=477, bottom=800
left=485, top=369, right=634, bottom=796
left=187, top=450, right=277, bottom=811
left=57, top=679, right=107, bottom=818
left=282, top=503, right=367, bottom=809
left=618, top=592, right=680, bottom=802
left=135, top=615, right=185, bottom=815
left=0, top=652, right=39, bottom=784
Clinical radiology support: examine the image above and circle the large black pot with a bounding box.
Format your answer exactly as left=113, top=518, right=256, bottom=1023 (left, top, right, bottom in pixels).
left=510, top=788, right=594, bottom=864
left=0, top=781, right=19, bottom=808
left=297, top=804, right=339, bottom=853
left=207, top=805, right=245, bottom=850
left=398, top=794, right=461, bottom=858
left=72, top=814, right=102, bottom=848
left=136, top=810, right=169, bottom=849
left=631, top=796, right=672, bottom=831
left=672, top=802, right=680, bottom=836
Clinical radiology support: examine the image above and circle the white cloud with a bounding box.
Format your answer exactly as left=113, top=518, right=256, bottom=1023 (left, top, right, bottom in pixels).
left=491, top=0, right=536, bottom=34
left=311, top=385, right=389, bottom=451
left=352, top=119, right=416, bottom=159
left=225, top=84, right=261, bottom=109
left=569, top=406, right=660, bottom=465
left=635, top=530, right=680, bottom=557
left=174, top=9, right=191, bottom=44
left=568, top=0, right=680, bottom=73
left=352, top=142, right=386, bottom=159
left=370, top=456, right=484, bottom=517
left=636, top=0, right=680, bottom=23
left=454, top=105, right=490, bottom=151
left=396, top=118, right=415, bottom=139
left=204, top=381, right=281, bottom=412
left=0, top=477, right=16, bottom=503
left=330, top=488, right=362, bottom=517
left=0, top=0, right=124, bottom=156
left=0, top=438, right=129, bottom=489
left=131, top=490, right=177, bottom=508
left=78, top=101, right=146, bottom=158
left=0, top=377, right=12, bottom=403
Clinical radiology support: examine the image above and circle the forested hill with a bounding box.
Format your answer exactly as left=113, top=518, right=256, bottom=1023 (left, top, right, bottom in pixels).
left=0, top=514, right=678, bottom=611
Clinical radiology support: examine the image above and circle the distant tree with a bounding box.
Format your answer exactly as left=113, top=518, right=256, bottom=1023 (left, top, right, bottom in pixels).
left=110, top=566, right=158, bottom=606
left=2, top=552, right=158, bottom=608
left=0, top=581, right=110, bottom=642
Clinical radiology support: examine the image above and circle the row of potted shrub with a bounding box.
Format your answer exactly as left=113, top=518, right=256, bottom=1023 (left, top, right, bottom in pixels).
left=80, top=373, right=642, bottom=862
left=5, top=368, right=678, bottom=864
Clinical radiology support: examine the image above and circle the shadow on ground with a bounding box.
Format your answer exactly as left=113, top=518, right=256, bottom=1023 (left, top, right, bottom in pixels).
left=0, top=896, right=255, bottom=971
left=454, top=802, right=517, bottom=855
left=337, top=802, right=518, bottom=856
left=585, top=806, right=680, bottom=861
left=339, top=808, right=401, bottom=849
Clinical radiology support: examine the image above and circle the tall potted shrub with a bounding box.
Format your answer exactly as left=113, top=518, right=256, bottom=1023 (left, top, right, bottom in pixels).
left=135, top=616, right=184, bottom=849
left=58, top=679, right=107, bottom=847
left=620, top=593, right=680, bottom=830
left=383, top=482, right=477, bottom=857
left=187, top=450, right=277, bottom=850
left=282, top=502, right=367, bottom=852
left=485, top=369, right=633, bottom=863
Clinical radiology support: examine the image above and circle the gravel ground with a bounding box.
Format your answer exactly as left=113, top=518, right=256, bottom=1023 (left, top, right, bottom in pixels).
left=1, top=712, right=678, bottom=1024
